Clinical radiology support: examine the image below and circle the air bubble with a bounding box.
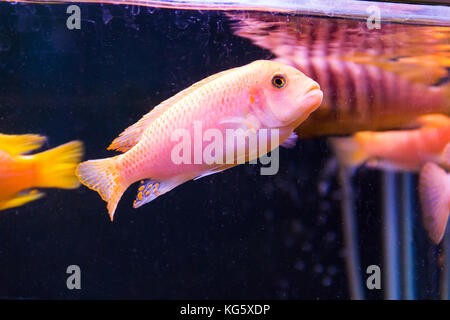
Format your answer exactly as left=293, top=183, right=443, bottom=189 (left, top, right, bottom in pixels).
left=102, top=8, right=113, bottom=25
left=0, top=37, right=11, bottom=52
left=322, top=276, right=332, bottom=287
left=325, top=232, right=336, bottom=243
left=131, top=5, right=140, bottom=16
left=294, top=260, right=305, bottom=271
left=174, top=11, right=189, bottom=30
left=313, top=263, right=324, bottom=274
left=327, top=265, right=338, bottom=275
left=301, top=242, right=312, bottom=252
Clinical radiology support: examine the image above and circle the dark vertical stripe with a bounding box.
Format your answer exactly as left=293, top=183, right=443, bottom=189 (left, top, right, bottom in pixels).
left=361, top=64, right=375, bottom=119
left=326, top=58, right=339, bottom=120
left=378, top=67, right=387, bottom=118
left=341, top=61, right=357, bottom=116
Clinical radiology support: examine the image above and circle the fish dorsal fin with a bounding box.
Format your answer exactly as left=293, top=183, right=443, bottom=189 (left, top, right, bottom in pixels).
left=108, top=67, right=238, bottom=153
left=0, top=134, right=46, bottom=155
left=415, top=114, right=450, bottom=128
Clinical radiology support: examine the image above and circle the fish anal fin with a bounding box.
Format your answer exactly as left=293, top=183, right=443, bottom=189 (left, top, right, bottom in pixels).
left=133, top=177, right=186, bottom=209
left=0, top=133, right=46, bottom=156
left=419, top=162, right=450, bottom=244
left=0, top=190, right=44, bottom=210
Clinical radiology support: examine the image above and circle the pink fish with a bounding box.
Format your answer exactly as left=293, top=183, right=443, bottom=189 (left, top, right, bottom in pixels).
left=76, top=60, right=323, bottom=220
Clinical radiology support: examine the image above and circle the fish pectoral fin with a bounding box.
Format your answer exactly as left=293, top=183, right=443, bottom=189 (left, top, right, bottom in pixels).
left=133, top=178, right=185, bottom=209
left=0, top=133, right=46, bottom=156
left=280, top=132, right=298, bottom=148
left=419, top=162, right=450, bottom=244
left=219, top=115, right=261, bottom=132
left=0, top=190, right=45, bottom=211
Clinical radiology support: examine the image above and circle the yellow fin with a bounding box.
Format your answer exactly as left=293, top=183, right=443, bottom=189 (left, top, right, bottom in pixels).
left=32, top=141, right=84, bottom=190
left=76, top=156, right=128, bottom=221
left=415, top=114, right=450, bottom=128
left=108, top=66, right=239, bottom=153
left=0, top=133, right=46, bottom=155
left=419, top=162, right=450, bottom=244
left=0, top=190, right=44, bottom=211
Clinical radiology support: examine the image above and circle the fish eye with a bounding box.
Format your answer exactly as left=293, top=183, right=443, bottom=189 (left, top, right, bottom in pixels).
left=271, top=74, right=286, bottom=89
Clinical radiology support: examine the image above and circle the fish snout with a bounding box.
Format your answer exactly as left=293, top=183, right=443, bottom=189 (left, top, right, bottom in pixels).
left=298, top=81, right=323, bottom=114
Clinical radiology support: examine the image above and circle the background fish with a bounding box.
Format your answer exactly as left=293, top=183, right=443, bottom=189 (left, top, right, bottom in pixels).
left=76, top=60, right=323, bottom=220
left=331, top=114, right=450, bottom=171
left=331, top=114, right=450, bottom=244
left=0, top=134, right=84, bottom=210
left=228, top=13, right=450, bottom=137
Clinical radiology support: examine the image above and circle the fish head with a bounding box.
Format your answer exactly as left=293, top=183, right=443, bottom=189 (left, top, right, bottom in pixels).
left=253, top=60, right=323, bottom=128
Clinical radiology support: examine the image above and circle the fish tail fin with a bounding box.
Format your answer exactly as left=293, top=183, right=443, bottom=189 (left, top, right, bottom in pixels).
left=419, top=162, right=450, bottom=244
left=34, top=140, right=84, bottom=189
left=76, top=156, right=127, bottom=221
left=0, top=133, right=46, bottom=155
left=329, top=136, right=367, bottom=168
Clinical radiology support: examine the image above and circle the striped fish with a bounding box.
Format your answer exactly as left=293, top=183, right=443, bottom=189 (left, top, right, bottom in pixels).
left=228, top=13, right=450, bottom=137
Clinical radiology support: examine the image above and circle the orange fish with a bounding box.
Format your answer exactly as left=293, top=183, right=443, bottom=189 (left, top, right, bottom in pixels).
left=331, top=114, right=450, bottom=171
left=0, top=134, right=84, bottom=210
left=76, top=60, right=323, bottom=220
left=331, top=114, right=450, bottom=244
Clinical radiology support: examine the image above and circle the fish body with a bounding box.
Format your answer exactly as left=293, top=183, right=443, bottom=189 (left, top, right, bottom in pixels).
left=76, top=60, right=323, bottom=220
left=0, top=134, right=83, bottom=210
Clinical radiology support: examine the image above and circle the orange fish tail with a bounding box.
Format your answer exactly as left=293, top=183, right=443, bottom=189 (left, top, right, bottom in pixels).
left=76, top=156, right=127, bottom=221
left=419, top=162, right=450, bottom=244
left=34, top=140, right=84, bottom=189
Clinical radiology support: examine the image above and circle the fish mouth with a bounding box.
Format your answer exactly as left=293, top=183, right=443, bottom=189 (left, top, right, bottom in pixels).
left=299, top=83, right=323, bottom=114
